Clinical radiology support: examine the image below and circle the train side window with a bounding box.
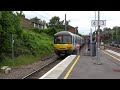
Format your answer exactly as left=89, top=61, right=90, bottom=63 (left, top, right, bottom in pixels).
left=73, top=36, right=74, bottom=45
left=75, top=39, right=77, bottom=44
left=75, top=36, right=77, bottom=44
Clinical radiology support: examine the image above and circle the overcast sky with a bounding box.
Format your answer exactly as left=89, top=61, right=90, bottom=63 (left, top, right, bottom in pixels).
left=23, top=11, right=120, bottom=35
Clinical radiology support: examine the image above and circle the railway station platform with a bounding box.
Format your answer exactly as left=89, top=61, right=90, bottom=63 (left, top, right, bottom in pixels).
left=39, top=46, right=120, bottom=79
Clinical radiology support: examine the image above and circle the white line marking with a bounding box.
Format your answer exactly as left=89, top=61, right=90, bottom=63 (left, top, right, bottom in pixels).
left=39, top=55, right=76, bottom=79
left=106, top=49, right=120, bottom=57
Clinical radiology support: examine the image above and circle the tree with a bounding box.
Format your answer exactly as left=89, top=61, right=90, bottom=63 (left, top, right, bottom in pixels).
left=0, top=11, right=22, bottom=60
left=77, top=33, right=82, bottom=36
left=16, top=11, right=25, bottom=17
left=30, top=17, right=41, bottom=23
left=48, top=16, right=64, bottom=29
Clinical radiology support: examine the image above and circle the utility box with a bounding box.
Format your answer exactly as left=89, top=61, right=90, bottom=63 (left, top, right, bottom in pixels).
left=91, top=41, right=96, bottom=56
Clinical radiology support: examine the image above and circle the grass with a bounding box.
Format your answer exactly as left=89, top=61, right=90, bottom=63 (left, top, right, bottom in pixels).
left=0, top=29, right=54, bottom=68
left=0, top=52, right=54, bottom=68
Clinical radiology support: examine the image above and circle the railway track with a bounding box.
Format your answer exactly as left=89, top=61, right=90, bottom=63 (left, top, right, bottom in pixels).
left=103, top=45, right=120, bottom=72
left=21, top=56, right=66, bottom=79
left=105, top=45, right=120, bottom=53
left=21, top=44, right=86, bottom=79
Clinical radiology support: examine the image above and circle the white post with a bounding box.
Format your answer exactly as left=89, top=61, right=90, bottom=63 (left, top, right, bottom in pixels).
left=12, top=34, right=14, bottom=66
left=65, top=14, right=67, bottom=31
left=90, top=28, right=92, bottom=56
left=96, top=11, right=102, bottom=65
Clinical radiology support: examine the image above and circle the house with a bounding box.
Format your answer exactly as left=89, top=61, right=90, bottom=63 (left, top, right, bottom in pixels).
left=67, top=25, right=78, bottom=34
left=20, top=15, right=47, bottom=29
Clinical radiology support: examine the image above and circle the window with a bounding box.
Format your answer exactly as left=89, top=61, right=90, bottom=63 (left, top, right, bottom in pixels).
left=38, top=24, right=39, bottom=28
left=54, top=36, right=62, bottom=44
left=63, top=36, right=71, bottom=44
left=34, top=23, right=36, bottom=27
left=54, top=35, right=72, bottom=44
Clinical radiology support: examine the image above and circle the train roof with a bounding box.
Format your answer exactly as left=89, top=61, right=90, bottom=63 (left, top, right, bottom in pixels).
left=54, top=31, right=75, bottom=36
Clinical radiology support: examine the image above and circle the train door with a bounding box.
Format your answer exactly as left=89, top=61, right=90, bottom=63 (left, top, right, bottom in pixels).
left=75, top=35, right=78, bottom=51
left=72, top=35, right=76, bottom=50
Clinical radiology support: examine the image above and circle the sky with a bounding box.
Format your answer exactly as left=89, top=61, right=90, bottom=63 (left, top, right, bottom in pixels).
left=22, top=11, right=120, bottom=35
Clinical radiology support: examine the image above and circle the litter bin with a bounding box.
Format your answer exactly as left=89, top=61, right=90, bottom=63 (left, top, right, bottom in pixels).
left=92, top=41, right=96, bottom=56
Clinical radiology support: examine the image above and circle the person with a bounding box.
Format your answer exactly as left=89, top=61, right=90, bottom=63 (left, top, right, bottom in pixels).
left=88, top=38, right=90, bottom=51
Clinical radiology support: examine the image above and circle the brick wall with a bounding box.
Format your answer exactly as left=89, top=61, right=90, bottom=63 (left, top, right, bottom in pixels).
left=68, top=25, right=78, bottom=34
left=20, top=16, right=46, bottom=29
left=68, top=26, right=75, bottom=34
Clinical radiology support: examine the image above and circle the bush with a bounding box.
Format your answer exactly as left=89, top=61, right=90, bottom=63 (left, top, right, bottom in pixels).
left=30, top=27, right=64, bottom=37
left=44, top=27, right=58, bottom=36
left=22, top=30, right=54, bottom=56
left=30, top=28, right=44, bottom=34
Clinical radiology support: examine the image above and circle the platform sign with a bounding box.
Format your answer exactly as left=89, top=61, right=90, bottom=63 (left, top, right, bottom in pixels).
left=91, top=20, right=106, bottom=27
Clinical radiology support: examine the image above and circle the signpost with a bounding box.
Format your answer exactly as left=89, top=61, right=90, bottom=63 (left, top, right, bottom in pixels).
left=91, top=11, right=106, bottom=65
left=65, top=14, right=67, bottom=31
left=91, top=20, right=106, bottom=27
left=90, top=28, right=92, bottom=56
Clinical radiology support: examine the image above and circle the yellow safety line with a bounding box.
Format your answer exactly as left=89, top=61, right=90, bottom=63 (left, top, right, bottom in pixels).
left=64, top=55, right=80, bottom=79
left=101, top=50, right=120, bottom=61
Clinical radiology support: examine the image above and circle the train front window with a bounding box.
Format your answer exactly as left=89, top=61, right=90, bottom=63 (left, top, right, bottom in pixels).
left=54, top=35, right=71, bottom=44
left=54, top=36, right=62, bottom=44
left=63, top=36, right=71, bottom=44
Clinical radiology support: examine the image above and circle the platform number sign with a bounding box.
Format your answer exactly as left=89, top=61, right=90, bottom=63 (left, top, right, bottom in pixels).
left=91, top=20, right=106, bottom=27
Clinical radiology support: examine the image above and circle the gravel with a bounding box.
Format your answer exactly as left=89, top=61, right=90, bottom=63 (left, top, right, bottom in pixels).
left=0, top=54, right=58, bottom=79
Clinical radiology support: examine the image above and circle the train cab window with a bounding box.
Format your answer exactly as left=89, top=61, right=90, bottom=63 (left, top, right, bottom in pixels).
left=63, top=36, right=71, bottom=44
left=54, top=36, right=62, bottom=44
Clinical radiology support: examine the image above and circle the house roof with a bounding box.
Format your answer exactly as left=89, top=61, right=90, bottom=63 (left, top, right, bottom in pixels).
left=21, top=16, right=46, bottom=25
left=68, top=25, right=75, bottom=29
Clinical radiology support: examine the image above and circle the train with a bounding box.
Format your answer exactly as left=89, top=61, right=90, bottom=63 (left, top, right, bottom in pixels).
left=53, top=31, right=85, bottom=56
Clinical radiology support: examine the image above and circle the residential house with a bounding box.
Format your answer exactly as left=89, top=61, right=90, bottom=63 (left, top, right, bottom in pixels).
left=67, top=25, right=78, bottom=34
left=20, top=15, right=47, bottom=29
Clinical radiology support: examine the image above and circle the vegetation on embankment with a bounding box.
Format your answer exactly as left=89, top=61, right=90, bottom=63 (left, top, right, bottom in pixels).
left=0, top=11, right=64, bottom=67
left=0, top=29, right=55, bottom=67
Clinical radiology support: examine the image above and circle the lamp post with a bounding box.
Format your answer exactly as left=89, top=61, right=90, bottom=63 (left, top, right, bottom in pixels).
left=96, top=11, right=102, bottom=65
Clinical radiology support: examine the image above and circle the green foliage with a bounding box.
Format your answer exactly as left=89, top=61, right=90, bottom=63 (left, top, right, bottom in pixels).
left=16, top=11, right=25, bottom=17
left=0, top=11, right=22, bottom=60
left=30, top=17, right=41, bottom=23
left=48, top=16, right=64, bottom=29
left=30, top=28, right=44, bottom=33
left=0, top=29, right=54, bottom=66
left=0, top=55, right=40, bottom=67
left=31, top=27, right=64, bottom=37
left=94, top=26, right=120, bottom=44
left=0, top=12, right=63, bottom=66
left=22, top=30, right=54, bottom=56
left=77, top=33, right=82, bottom=36
left=44, top=27, right=57, bottom=36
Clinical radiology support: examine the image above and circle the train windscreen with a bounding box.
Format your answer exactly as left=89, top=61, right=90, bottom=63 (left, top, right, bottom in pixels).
left=63, top=36, right=72, bottom=44
left=54, top=36, right=62, bottom=44
left=54, top=35, right=72, bottom=44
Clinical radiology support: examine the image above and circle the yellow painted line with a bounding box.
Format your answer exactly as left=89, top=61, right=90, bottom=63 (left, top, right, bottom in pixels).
left=101, top=50, right=120, bottom=61
left=64, top=55, right=80, bottom=79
